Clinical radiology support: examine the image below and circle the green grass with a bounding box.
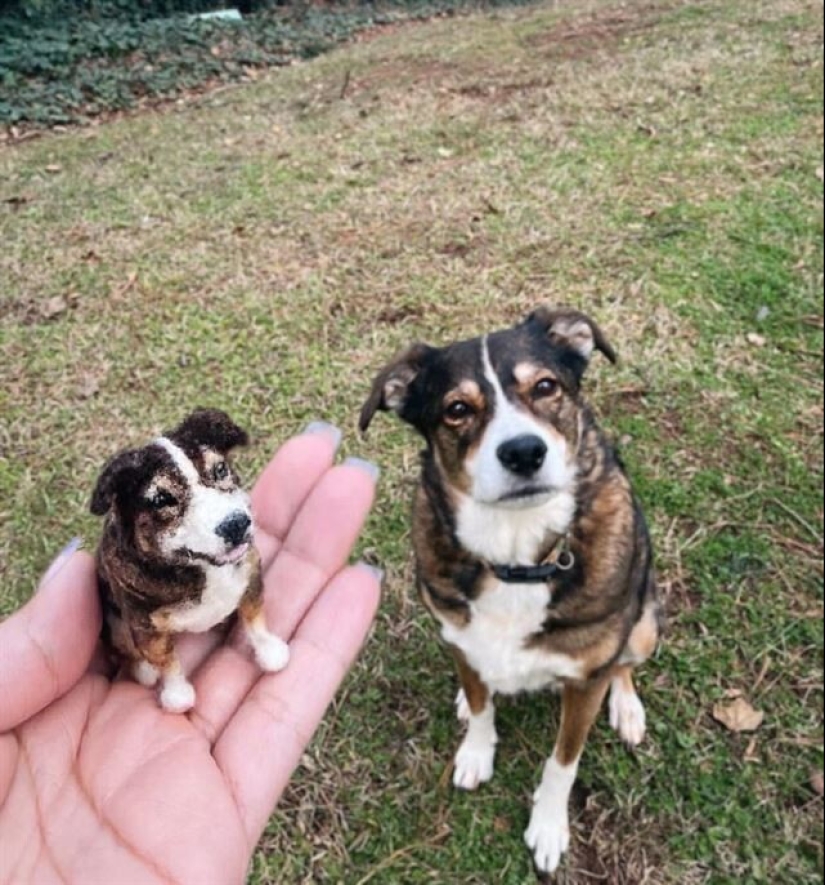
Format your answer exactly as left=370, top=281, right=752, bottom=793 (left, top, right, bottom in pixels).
left=1, top=0, right=823, bottom=881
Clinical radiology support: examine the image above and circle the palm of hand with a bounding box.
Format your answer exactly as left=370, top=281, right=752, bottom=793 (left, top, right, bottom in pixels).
left=0, top=430, right=380, bottom=885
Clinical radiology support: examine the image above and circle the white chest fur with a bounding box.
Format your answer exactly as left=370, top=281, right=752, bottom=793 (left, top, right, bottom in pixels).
left=440, top=579, right=583, bottom=695
left=164, top=559, right=251, bottom=634
left=455, top=491, right=576, bottom=566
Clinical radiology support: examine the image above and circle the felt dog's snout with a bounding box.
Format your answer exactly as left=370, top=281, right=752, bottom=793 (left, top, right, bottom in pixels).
left=216, top=511, right=252, bottom=547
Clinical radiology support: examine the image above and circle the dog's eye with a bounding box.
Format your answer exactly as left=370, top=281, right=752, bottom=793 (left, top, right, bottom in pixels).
left=149, top=490, right=177, bottom=510
left=445, top=401, right=474, bottom=423
left=533, top=378, right=559, bottom=399
left=213, top=461, right=230, bottom=482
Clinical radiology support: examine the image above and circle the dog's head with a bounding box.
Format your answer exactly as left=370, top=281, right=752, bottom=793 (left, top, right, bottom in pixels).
left=360, top=308, right=616, bottom=509
left=91, top=409, right=254, bottom=567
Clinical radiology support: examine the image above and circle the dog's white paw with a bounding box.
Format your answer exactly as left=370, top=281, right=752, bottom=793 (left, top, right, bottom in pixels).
left=453, top=737, right=496, bottom=791
left=455, top=689, right=471, bottom=723
left=609, top=685, right=647, bottom=747
left=133, top=660, right=160, bottom=688
left=253, top=633, right=291, bottom=673
left=525, top=801, right=570, bottom=875
left=160, top=678, right=196, bottom=714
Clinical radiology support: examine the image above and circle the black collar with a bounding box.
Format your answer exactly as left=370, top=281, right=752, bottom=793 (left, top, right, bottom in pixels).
left=491, top=538, right=575, bottom=585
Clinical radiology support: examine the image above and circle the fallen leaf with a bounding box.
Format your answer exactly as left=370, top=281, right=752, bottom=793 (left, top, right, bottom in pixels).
left=40, top=295, right=67, bottom=320
left=816, top=166, right=824, bottom=182
left=45, top=164, right=63, bottom=174
left=77, top=376, right=101, bottom=399
left=712, top=697, right=765, bottom=733
left=746, top=332, right=767, bottom=348
left=812, top=770, right=824, bottom=796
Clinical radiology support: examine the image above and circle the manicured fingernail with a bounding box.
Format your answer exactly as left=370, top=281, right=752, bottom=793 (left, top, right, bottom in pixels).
left=344, top=457, right=381, bottom=482
left=355, top=562, right=385, bottom=585
left=303, top=421, right=343, bottom=449
left=40, top=537, right=84, bottom=589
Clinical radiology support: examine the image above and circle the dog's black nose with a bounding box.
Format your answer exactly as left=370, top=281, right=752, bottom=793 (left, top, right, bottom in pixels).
left=216, top=512, right=252, bottom=547
left=497, top=435, right=548, bottom=477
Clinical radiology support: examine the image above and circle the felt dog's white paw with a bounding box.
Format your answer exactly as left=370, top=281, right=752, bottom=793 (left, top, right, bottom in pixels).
left=453, top=737, right=496, bottom=791
left=455, top=689, right=471, bottom=723
left=133, top=660, right=160, bottom=688
left=525, top=802, right=570, bottom=875
left=160, top=679, right=196, bottom=714
left=610, top=685, right=647, bottom=746
left=254, top=633, right=291, bottom=673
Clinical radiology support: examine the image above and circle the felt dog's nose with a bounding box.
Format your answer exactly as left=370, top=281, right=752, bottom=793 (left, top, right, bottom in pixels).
left=216, top=511, right=252, bottom=547
left=497, top=435, right=548, bottom=477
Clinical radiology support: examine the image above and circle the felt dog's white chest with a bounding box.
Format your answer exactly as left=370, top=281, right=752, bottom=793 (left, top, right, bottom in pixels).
left=164, top=560, right=250, bottom=634
left=440, top=580, right=583, bottom=694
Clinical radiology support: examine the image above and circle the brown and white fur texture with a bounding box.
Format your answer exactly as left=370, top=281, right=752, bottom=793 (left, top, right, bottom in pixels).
left=91, top=409, right=290, bottom=713
left=361, top=308, right=662, bottom=877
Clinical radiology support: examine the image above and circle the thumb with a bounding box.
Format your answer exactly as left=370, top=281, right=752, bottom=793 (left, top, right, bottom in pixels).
left=0, top=542, right=101, bottom=732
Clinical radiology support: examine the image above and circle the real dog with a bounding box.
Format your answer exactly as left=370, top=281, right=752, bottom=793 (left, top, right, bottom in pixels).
left=91, top=409, right=290, bottom=713
left=360, top=308, right=662, bottom=876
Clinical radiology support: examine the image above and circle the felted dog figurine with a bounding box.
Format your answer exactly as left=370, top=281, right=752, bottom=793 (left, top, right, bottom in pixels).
left=360, top=308, right=662, bottom=877
left=91, top=409, right=290, bottom=713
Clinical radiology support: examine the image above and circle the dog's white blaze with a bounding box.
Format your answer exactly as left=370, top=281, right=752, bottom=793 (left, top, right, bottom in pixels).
left=525, top=752, right=579, bottom=874
left=155, top=437, right=252, bottom=562
left=464, top=338, right=576, bottom=508
left=440, top=580, right=583, bottom=696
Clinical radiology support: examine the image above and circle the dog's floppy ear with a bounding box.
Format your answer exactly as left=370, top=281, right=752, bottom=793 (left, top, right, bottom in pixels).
left=528, top=306, right=617, bottom=374
left=360, top=343, right=435, bottom=432
left=171, top=409, right=249, bottom=454
left=90, top=449, right=147, bottom=517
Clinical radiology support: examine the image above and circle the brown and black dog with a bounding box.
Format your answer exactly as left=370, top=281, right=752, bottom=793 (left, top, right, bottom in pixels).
left=91, top=409, right=290, bottom=712
left=361, top=308, right=661, bottom=876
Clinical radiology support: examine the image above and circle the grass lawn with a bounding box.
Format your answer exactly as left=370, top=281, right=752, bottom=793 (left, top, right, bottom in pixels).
left=1, top=0, right=823, bottom=881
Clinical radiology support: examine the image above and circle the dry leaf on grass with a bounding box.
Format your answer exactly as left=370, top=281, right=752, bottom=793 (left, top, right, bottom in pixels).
left=40, top=296, right=68, bottom=320
left=77, top=376, right=101, bottom=399
left=811, top=770, right=824, bottom=797
left=44, top=164, right=63, bottom=174
left=746, top=332, right=767, bottom=348
left=712, top=697, right=765, bottom=733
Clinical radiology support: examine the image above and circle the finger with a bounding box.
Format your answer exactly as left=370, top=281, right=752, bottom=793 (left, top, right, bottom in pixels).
left=189, top=461, right=378, bottom=744
left=0, top=549, right=100, bottom=732
left=252, top=423, right=342, bottom=568
left=214, top=564, right=381, bottom=844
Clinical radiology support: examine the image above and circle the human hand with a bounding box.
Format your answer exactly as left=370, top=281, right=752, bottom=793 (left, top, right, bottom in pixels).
left=0, top=425, right=381, bottom=885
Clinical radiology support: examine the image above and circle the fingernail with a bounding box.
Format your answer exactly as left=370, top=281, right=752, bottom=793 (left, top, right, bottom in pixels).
left=40, top=537, right=84, bottom=589
left=344, top=457, right=381, bottom=482
left=355, top=562, right=385, bottom=585
left=303, top=421, right=343, bottom=450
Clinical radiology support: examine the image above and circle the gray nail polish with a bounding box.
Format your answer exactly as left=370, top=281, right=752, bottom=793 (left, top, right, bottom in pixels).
left=40, top=537, right=84, bottom=589
left=303, top=421, right=343, bottom=449
left=355, top=562, right=385, bottom=585
left=344, top=457, right=381, bottom=482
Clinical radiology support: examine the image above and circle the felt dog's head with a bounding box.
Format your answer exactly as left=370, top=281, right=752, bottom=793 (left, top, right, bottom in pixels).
left=91, top=409, right=254, bottom=567
left=360, top=308, right=616, bottom=509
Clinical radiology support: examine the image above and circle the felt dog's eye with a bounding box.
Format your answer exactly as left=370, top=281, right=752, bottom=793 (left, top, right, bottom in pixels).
left=149, top=490, right=178, bottom=510
left=213, top=461, right=230, bottom=482
left=445, top=401, right=474, bottom=423
left=533, top=378, right=559, bottom=399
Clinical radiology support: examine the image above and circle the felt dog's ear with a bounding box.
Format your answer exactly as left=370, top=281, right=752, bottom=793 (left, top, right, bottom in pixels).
left=528, top=307, right=617, bottom=377
left=360, top=343, right=435, bottom=432
left=170, top=409, right=249, bottom=454
left=90, top=449, right=147, bottom=517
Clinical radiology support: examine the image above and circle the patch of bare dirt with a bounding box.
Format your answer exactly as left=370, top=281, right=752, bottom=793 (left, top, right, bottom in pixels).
left=524, top=1, right=669, bottom=60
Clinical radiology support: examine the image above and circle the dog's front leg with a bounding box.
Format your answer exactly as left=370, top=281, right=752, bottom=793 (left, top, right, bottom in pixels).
left=452, top=650, right=497, bottom=791
left=135, top=631, right=196, bottom=714
left=238, top=563, right=290, bottom=673
left=526, top=677, right=611, bottom=876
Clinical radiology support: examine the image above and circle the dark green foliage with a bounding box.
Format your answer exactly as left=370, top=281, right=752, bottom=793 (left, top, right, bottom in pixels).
left=0, top=0, right=533, bottom=126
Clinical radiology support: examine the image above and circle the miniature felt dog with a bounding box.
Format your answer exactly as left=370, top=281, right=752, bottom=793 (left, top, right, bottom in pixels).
left=361, top=308, right=662, bottom=877
left=91, top=409, right=290, bottom=713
